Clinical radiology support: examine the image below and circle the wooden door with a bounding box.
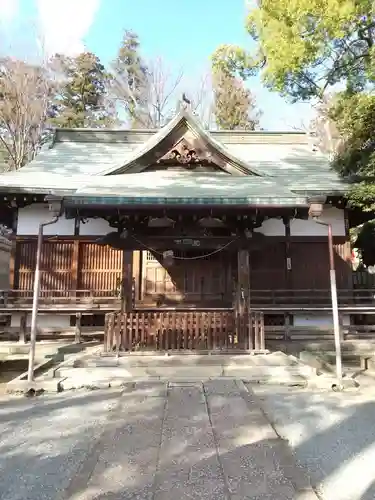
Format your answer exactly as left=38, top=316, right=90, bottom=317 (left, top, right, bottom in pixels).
left=140, top=250, right=232, bottom=306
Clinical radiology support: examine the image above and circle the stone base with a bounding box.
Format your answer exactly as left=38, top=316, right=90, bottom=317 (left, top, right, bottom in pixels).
left=6, top=378, right=65, bottom=394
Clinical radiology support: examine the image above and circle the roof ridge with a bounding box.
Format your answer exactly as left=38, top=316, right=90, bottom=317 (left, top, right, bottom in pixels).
left=97, top=109, right=267, bottom=177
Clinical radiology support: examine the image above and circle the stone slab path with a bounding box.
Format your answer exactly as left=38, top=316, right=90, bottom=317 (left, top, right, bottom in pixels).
left=66, top=380, right=316, bottom=500
left=0, top=380, right=317, bottom=500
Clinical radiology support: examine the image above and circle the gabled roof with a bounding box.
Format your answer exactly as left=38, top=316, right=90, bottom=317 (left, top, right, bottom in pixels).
left=98, top=108, right=264, bottom=176
left=0, top=107, right=349, bottom=204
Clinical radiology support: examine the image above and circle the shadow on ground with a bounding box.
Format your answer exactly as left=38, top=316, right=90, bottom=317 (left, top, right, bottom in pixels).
left=253, top=384, right=375, bottom=500
left=0, top=382, right=374, bottom=499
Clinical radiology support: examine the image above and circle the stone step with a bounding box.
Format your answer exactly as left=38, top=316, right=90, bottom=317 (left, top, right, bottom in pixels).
left=53, top=363, right=311, bottom=384
left=3, top=354, right=30, bottom=361
left=305, top=341, right=375, bottom=354
left=89, top=351, right=296, bottom=368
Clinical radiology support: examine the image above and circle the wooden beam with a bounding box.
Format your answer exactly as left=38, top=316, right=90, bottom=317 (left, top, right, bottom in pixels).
left=13, top=234, right=350, bottom=244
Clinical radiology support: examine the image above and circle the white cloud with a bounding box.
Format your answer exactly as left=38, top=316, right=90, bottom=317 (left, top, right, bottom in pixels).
left=0, top=0, right=19, bottom=23
left=36, top=0, right=101, bottom=57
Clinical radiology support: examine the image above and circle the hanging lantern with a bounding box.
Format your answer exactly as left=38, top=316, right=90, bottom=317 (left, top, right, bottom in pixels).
left=163, top=250, right=174, bottom=267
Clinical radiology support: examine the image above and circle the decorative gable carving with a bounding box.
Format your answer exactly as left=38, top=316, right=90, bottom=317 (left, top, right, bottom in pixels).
left=157, top=138, right=214, bottom=167
left=104, top=109, right=261, bottom=176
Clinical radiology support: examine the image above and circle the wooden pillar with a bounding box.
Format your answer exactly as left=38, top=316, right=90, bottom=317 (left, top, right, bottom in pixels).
left=236, top=249, right=251, bottom=349
left=9, top=238, right=17, bottom=290
left=283, top=216, right=292, bottom=290
left=132, top=250, right=141, bottom=304
left=283, top=216, right=292, bottom=340
left=121, top=251, right=133, bottom=312
left=9, top=209, right=18, bottom=291
left=71, top=216, right=80, bottom=301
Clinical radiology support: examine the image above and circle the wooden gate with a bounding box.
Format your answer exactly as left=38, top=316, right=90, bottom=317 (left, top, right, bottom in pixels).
left=104, top=310, right=264, bottom=353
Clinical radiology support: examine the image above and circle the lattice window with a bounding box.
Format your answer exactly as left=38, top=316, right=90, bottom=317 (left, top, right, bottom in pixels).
left=146, top=251, right=157, bottom=261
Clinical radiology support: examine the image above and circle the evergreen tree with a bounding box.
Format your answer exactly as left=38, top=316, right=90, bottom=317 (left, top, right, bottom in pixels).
left=111, top=32, right=184, bottom=128
left=111, top=30, right=150, bottom=127
left=212, top=69, right=260, bottom=130
left=51, top=52, right=116, bottom=128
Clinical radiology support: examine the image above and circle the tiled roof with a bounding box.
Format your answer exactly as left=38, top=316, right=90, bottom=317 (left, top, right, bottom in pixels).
left=67, top=172, right=308, bottom=206
left=0, top=109, right=348, bottom=204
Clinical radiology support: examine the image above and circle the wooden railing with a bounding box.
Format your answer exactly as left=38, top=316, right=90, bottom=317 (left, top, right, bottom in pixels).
left=250, top=289, right=375, bottom=307
left=0, top=289, right=122, bottom=308
left=0, top=288, right=375, bottom=310
left=104, top=310, right=265, bottom=353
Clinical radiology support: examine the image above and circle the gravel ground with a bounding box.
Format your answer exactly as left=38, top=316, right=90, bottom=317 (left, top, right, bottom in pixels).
left=0, top=381, right=315, bottom=500
left=0, top=389, right=123, bottom=500
left=252, top=384, right=375, bottom=500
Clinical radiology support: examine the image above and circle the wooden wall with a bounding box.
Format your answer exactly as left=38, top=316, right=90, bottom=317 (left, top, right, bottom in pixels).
left=251, top=237, right=351, bottom=289
left=11, top=236, right=352, bottom=296
left=14, top=238, right=125, bottom=295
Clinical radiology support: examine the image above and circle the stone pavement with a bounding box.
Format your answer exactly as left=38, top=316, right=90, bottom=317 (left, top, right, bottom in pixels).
left=65, top=380, right=316, bottom=500
left=0, top=380, right=317, bottom=500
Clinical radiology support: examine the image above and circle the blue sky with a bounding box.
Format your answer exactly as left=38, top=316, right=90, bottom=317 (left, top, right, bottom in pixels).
left=0, top=0, right=313, bottom=130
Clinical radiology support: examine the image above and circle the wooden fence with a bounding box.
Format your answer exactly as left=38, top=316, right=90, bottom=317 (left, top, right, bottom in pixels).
left=103, top=310, right=265, bottom=353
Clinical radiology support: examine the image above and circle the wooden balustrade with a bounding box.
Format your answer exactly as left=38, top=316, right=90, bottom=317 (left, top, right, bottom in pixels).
left=104, top=310, right=265, bottom=353
left=0, top=288, right=374, bottom=309
left=251, top=289, right=375, bottom=306
left=0, top=289, right=122, bottom=309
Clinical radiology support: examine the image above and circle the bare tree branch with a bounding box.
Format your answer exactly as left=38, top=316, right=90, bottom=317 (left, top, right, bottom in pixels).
left=110, top=55, right=184, bottom=128
left=190, top=72, right=215, bottom=129
left=0, top=57, right=55, bottom=171
left=144, top=57, right=183, bottom=128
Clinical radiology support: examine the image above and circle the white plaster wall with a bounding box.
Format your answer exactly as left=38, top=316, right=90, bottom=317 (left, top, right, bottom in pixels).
left=293, top=313, right=350, bottom=327
left=290, top=207, right=346, bottom=236
left=254, top=218, right=285, bottom=236
left=10, top=313, right=70, bottom=329
left=80, top=218, right=111, bottom=235
left=253, top=207, right=346, bottom=237
left=17, top=204, right=74, bottom=235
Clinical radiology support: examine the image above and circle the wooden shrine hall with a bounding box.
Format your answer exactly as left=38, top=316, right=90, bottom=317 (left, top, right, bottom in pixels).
left=0, top=107, right=360, bottom=352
